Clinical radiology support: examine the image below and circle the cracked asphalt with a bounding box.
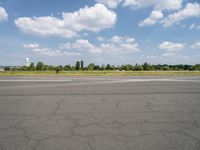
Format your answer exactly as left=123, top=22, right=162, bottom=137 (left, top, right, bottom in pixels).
left=0, top=76, right=200, bottom=150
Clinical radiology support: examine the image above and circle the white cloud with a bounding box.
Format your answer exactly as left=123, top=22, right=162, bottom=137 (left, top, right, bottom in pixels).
left=189, top=23, right=200, bottom=30
left=32, top=48, right=81, bottom=56
left=33, top=48, right=63, bottom=56
left=33, top=48, right=81, bottom=57
left=72, top=39, right=102, bottom=54
left=189, top=23, right=196, bottom=29
left=123, top=0, right=182, bottom=10
left=146, top=54, right=191, bottom=64
left=96, top=0, right=123, bottom=9
left=162, top=3, right=200, bottom=27
left=97, top=36, right=105, bottom=42
left=58, top=43, right=71, bottom=49
left=162, top=52, right=175, bottom=57
left=110, top=36, right=124, bottom=43
left=158, top=41, right=185, bottom=52
left=139, top=10, right=163, bottom=26
left=121, top=0, right=182, bottom=27
left=100, top=36, right=140, bottom=53
left=0, top=6, right=8, bottom=22
left=60, top=36, right=140, bottom=54
left=191, top=42, right=200, bottom=49
left=15, top=4, right=117, bottom=38
left=23, top=43, right=80, bottom=57
left=23, top=43, right=39, bottom=48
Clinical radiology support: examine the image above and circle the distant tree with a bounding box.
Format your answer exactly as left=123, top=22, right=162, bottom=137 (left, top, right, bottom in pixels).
left=162, top=66, right=170, bottom=70
left=94, top=65, right=101, bottom=70
left=75, top=61, right=80, bottom=70
left=54, top=66, right=61, bottom=74
left=149, top=65, right=155, bottom=70
left=42, top=65, right=50, bottom=71
left=4, top=66, right=11, bottom=71
left=63, top=65, right=71, bottom=71
left=11, top=67, right=18, bottom=71
left=143, top=62, right=149, bottom=70
left=101, top=65, right=105, bottom=70
left=58, top=65, right=63, bottom=71
left=123, top=64, right=133, bottom=71
left=80, top=60, right=84, bottom=70
left=48, top=65, right=55, bottom=71
left=106, top=64, right=111, bottom=70
left=88, top=63, right=95, bottom=70
left=36, top=62, right=44, bottom=71
left=20, top=66, right=28, bottom=71
left=28, top=63, right=35, bottom=71
left=134, top=65, right=143, bottom=71
left=194, top=64, right=200, bottom=70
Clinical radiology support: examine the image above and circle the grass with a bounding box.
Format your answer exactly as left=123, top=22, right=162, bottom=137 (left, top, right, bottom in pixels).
left=0, top=71, right=200, bottom=76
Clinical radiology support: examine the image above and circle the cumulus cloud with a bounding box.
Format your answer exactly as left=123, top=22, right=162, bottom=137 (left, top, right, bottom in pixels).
left=96, top=0, right=123, bottom=9
left=72, top=39, right=102, bottom=54
left=103, top=36, right=140, bottom=53
left=0, top=6, right=8, bottom=22
left=162, top=3, right=200, bottom=27
left=59, top=36, right=140, bottom=54
left=32, top=48, right=81, bottom=57
left=90, top=36, right=139, bottom=53
left=58, top=43, right=71, bottom=49
left=147, top=54, right=190, bottom=64
left=162, top=52, right=175, bottom=57
left=158, top=41, right=185, bottom=52
left=191, top=42, right=200, bottom=49
left=139, top=10, right=163, bottom=26
left=15, top=4, right=117, bottom=38
left=23, top=43, right=81, bottom=57
left=23, top=43, right=39, bottom=48
left=123, top=0, right=182, bottom=10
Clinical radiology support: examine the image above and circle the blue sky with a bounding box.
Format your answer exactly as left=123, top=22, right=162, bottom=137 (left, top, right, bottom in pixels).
left=0, top=0, right=200, bottom=66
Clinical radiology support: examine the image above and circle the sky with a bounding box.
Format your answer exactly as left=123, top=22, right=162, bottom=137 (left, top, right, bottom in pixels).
left=0, top=0, right=200, bottom=66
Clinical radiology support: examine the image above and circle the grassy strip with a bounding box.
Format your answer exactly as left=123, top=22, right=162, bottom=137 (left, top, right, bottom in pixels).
left=0, top=71, right=200, bottom=76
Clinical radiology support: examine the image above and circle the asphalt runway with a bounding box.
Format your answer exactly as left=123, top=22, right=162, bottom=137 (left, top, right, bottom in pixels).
left=0, top=76, right=200, bottom=150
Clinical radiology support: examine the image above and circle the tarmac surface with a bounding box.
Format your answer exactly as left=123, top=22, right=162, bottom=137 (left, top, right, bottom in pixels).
left=0, top=76, right=200, bottom=150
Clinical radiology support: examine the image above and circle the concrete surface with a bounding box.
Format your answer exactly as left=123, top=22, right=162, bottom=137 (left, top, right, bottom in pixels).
left=0, top=76, right=200, bottom=150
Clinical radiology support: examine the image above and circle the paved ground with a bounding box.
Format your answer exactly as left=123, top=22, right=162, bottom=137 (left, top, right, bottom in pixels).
left=0, top=76, right=200, bottom=150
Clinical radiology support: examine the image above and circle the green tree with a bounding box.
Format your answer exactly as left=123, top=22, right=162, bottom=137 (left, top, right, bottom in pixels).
left=143, top=62, right=149, bottom=70
left=28, top=63, right=35, bottom=71
left=12, top=67, right=18, bottom=71
left=94, top=65, right=101, bottom=70
left=75, top=61, right=80, bottom=70
left=63, top=65, right=71, bottom=71
left=36, top=62, right=44, bottom=71
left=194, top=64, right=200, bottom=70
left=88, top=63, right=95, bottom=70
left=42, top=65, right=50, bottom=71
left=20, top=66, right=28, bottom=71
left=4, top=66, right=11, bottom=71
left=80, top=60, right=84, bottom=70
left=54, top=66, right=61, bottom=74
left=134, top=65, right=143, bottom=71
left=162, top=66, right=170, bottom=70
left=101, top=65, right=105, bottom=70
left=106, top=64, right=111, bottom=70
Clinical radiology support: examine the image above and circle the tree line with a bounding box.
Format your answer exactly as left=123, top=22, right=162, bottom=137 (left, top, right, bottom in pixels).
left=4, top=61, right=200, bottom=72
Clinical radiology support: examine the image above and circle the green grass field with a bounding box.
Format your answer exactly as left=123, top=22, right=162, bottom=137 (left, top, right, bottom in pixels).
left=0, top=71, right=200, bottom=76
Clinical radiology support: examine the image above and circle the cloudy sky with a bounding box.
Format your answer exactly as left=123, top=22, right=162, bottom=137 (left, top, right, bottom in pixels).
left=0, top=0, right=200, bottom=66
